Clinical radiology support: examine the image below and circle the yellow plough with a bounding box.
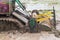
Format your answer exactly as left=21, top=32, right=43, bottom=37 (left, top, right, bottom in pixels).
left=36, top=11, right=52, bottom=23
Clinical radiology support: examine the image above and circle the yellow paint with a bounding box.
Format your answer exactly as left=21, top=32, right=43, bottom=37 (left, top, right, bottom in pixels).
left=34, top=11, right=53, bottom=22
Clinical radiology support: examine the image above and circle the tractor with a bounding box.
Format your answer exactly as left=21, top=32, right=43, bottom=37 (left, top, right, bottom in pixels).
left=0, top=0, right=60, bottom=37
